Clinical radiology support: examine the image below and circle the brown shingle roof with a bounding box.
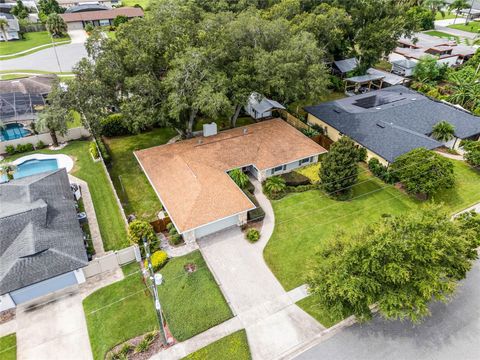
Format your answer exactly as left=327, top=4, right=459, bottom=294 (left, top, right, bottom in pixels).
left=135, top=119, right=326, bottom=233
left=60, top=7, right=143, bottom=22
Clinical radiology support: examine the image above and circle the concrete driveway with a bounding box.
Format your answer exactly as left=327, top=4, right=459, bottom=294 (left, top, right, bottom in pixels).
left=6, top=268, right=123, bottom=360
left=294, top=260, right=480, bottom=360
left=198, top=178, right=323, bottom=360
left=68, top=30, right=88, bottom=44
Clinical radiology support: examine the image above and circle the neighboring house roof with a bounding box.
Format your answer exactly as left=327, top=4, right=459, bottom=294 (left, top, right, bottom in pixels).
left=60, top=7, right=143, bottom=22
left=135, top=119, right=326, bottom=234
left=0, top=92, right=46, bottom=122
left=0, top=75, right=56, bottom=95
left=391, top=59, right=417, bottom=69
left=248, top=93, right=285, bottom=115
left=0, top=169, right=88, bottom=295
left=333, top=58, right=359, bottom=74
left=0, top=13, right=16, bottom=20
left=304, top=86, right=480, bottom=163
left=366, top=68, right=406, bottom=86
left=65, top=4, right=109, bottom=13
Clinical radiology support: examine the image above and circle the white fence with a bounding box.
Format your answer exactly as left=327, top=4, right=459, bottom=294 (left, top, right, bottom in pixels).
left=82, top=245, right=140, bottom=278
left=0, top=126, right=91, bottom=153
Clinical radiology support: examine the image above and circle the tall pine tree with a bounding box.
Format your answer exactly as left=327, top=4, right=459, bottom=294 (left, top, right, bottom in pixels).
left=320, top=137, right=359, bottom=199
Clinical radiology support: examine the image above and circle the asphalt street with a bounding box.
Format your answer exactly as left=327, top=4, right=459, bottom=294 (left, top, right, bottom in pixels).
left=296, top=260, right=480, bottom=360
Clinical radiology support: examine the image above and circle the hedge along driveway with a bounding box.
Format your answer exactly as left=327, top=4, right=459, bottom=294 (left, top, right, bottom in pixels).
left=104, top=128, right=177, bottom=222
left=7, top=141, right=128, bottom=250
left=264, top=161, right=480, bottom=291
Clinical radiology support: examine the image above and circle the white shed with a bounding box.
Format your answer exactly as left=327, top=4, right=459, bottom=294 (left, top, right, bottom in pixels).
left=245, top=93, right=286, bottom=120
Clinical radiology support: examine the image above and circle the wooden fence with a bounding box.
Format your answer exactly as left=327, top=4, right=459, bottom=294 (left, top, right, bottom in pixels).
left=312, top=134, right=334, bottom=150
left=150, top=217, right=172, bottom=233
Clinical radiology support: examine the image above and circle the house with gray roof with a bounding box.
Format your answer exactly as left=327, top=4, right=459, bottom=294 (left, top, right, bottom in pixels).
left=245, top=92, right=286, bottom=120
left=304, top=86, right=480, bottom=165
left=332, top=58, right=359, bottom=77
left=0, top=169, right=88, bottom=310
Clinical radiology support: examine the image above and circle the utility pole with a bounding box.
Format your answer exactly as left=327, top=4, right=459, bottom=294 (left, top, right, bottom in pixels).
left=142, top=237, right=168, bottom=346
left=466, top=0, right=475, bottom=25
left=50, top=33, right=63, bottom=73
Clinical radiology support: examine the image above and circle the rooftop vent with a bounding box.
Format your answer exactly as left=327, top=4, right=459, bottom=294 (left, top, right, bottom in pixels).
left=203, top=122, right=218, bottom=137
left=243, top=128, right=248, bottom=135
left=376, top=123, right=385, bottom=128
left=333, top=109, right=341, bottom=114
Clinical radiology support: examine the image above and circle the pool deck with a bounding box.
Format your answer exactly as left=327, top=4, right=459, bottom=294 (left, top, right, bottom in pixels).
left=13, top=153, right=74, bottom=172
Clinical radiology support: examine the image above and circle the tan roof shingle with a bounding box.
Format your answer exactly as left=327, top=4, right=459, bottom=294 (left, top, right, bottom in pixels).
left=135, top=119, right=326, bottom=233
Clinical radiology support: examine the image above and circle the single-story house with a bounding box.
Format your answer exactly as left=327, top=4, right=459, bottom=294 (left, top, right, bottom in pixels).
left=60, top=7, right=144, bottom=30
left=331, top=57, right=359, bottom=77
left=304, top=86, right=480, bottom=166
left=392, top=33, right=476, bottom=66
left=0, top=13, right=19, bottom=41
left=391, top=59, right=417, bottom=77
left=0, top=75, right=55, bottom=97
left=0, top=169, right=88, bottom=311
left=245, top=93, right=286, bottom=120
left=135, top=119, right=327, bottom=241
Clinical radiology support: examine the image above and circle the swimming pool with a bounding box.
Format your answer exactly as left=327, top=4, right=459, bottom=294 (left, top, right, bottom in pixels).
left=0, top=123, right=31, bottom=141
left=1, top=154, right=73, bottom=183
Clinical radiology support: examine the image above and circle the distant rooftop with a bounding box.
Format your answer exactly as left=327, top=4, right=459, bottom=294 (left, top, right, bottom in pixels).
left=304, top=86, right=480, bottom=163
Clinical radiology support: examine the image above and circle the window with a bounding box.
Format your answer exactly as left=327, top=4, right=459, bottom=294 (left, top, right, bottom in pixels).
left=273, top=165, right=284, bottom=174
left=99, top=19, right=110, bottom=26
left=298, top=158, right=310, bottom=166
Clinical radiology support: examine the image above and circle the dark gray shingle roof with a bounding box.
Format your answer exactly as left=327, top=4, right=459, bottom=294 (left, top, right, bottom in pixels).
left=333, top=58, right=359, bottom=74
left=0, top=169, right=88, bottom=295
left=304, top=86, right=480, bottom=163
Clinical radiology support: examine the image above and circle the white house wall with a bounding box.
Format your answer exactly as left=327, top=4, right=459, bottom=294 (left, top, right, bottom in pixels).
left=193, top=213, right=245, bottom=239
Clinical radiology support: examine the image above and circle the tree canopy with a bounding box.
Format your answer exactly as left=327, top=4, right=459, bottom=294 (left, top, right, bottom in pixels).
left=320, top=137, right=359, bottom=199
left=390, top=148, right=455, bottom=198
left=307, top=205, right=480, bottom=323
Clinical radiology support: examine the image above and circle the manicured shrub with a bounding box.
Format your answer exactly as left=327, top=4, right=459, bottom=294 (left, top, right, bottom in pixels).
left=144, top=250, right=168, bottom=272
left=101, top=114, right=129, bottom=137
left=95, top=137, right=111, bottom=164
left=301, top=127, right=319, bottom=138
left=167, top=223, right=183, bottom=245
left=368, top=158, right=398, bottom=184
left=16, top=143, right=34, bottom=153
left=281, top=171, right=311, bottom=186
left=89, top=141, right=99, bottom=159
left=461, top=140, right=480, bottom=167
left=244, top=189, right=265, bottom=221
left=5, top=145, right=16, bottom=155
left=246, top=228, right=260, bottom=243
left=128, top=220, right=157, bottom=253
left=35, top=140, right=46, bottom=149
left=356, top=146, right=367, bottom=162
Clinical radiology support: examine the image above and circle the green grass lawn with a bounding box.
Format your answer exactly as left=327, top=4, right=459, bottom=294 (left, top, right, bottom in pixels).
left=424, top=30, right=461, bottom=42
left=104, top=128, right=176, bottom=221
left=0, top=32, right=70, bottom=57
left=448, top=21, right=480, bottom=33
left=435, top=11, right=458, bottom=20
left=264, top=161, right=480, bottom=292
left=296, top=296, right=344, bottom=328
left=182, top=330, right=251, bottom=360
left=0, top=333, right=16, bottom=360
left=158, top=251, right=233, bottom=341
left=194, top=116, right=254, bottom=132
left=122, top=0, right=150, bottom=8
left=288, top=91, right=346, bottom=118
left=7, top=141, right=128, bottom=250
left=83, top=262, right=157, bottom=360
left=84, top=252, right=232, bottom=359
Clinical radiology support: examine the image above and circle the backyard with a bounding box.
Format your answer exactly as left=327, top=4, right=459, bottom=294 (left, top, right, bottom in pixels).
left=183, top=330, right=251, bottom=360
left=83, top=251, right=232, bottom=360
left=104, top=127, right=176, bottom=221
left=264, top=161, right=480, bottom=292
left=0, top=31, right=70, bottom=58
left=6, top=140, right=128, bottom=250
left=0, top=333, right=16, bottom=360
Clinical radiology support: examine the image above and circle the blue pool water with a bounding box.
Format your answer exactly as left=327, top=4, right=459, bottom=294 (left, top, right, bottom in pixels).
left=1, top=159, right=59, bottom=182
left=0, top=123, right=31, bottom=141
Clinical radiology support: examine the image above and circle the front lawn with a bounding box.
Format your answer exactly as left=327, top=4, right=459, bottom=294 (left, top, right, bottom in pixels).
left=182, top=330, right=251, bottom=360
left=0, top=32, right=70, bottom=57
left=448, top=21, right=480, bottom=33
left=7, top=141, right=128, bottom=250
left=158, top=251, right=233, bottom=341
left=264, top=161, right=480, bottom=291
left=435, top=11, right=458, bottom=20
left=296, top=296, right=344, bottom=328
left=104, top=128, right=176, bottom=221
left=83, top=262, right=157, bottom=360
left=0, top=333, right=16, bottom=360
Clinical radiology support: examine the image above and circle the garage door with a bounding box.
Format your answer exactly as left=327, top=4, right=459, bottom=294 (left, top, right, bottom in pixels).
left=10, top=272, right=78, bottom=305
left=195, top=215, right=239, bottom=239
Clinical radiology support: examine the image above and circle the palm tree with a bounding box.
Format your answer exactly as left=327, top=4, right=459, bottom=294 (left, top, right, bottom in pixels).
left=449, top=0, right=470, bottom=24
left=46, top=13, right=67, bottom=38
left=431, top=121, right=455, bottom=142
left=0, top=18, right=9, bottom=42
left=422, top=0, right=446, bottom=17
left=264, top=176, right=286, bottom=196
left=229, top=168, right=249, bottom=189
